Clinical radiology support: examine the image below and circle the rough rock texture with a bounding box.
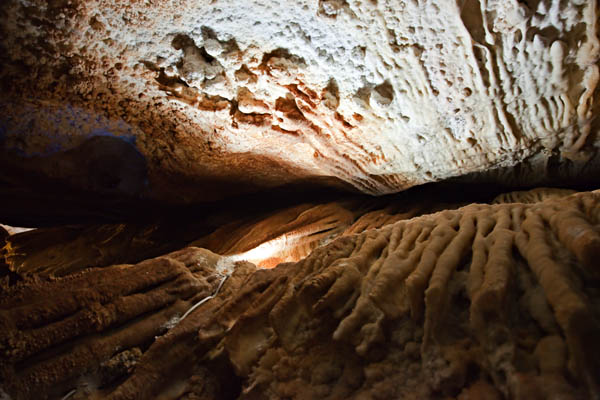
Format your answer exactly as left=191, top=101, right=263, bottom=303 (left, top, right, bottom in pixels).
left=0, top=247, right=225, bottom=399
left=0, top=226, right=32, bottom=236
left=1, top=221, right=216, bottom=278
left=2, top=184, right=479, bottom=278
left=1, top=190, right=599, bottom=399
left=2, top=2, right=600, bottom=398
left=491, top=187, right=576, bottom=204
left=1, top=0, right=599, bottom=206
left=0, top=227, right=12, bottom=287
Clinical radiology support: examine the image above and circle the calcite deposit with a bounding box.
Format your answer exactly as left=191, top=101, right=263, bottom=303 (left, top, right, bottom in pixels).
left=1, top=184, right=475, bottom=278
left=1, top=190, right=599, bottom=399
left=1, top=0, right=599, bottom=204
left=1, top=0, right=600, bottom=398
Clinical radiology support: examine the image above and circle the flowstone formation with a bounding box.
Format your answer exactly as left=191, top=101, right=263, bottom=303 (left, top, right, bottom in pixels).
left=1, top=0, right=600, bottom=398
left=1, top=0, right=599, bottom=206
left=1, top=190, right=599, bottom=399
left=1, top=185, right=471, bottom=278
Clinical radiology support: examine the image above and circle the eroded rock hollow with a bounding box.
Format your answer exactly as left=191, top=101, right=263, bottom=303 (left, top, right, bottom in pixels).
left=1, top=0, right=599, bottom=399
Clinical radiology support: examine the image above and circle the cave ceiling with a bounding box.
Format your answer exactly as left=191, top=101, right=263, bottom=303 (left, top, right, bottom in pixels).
left=0, top=0, right=598, bottom=216
left=1, top=1, right=600, bottom=398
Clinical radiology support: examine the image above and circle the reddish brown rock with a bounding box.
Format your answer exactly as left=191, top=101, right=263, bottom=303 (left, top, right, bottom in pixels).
left=1, top=190, right=599, bottom=399
left=2, top=185, right=475, bottom=277
left=0, top=247, right=225, bottom=400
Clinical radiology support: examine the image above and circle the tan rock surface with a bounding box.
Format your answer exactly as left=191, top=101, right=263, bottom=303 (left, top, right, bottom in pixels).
left=1, top=190, right=599, bottom=399
left=0, top=247, right=225, bottom=400
left=1, top=185, right=475, bottom=277
left=492, top=187, right=576, bottom=204
left=1, top=0, right=598, bottom=203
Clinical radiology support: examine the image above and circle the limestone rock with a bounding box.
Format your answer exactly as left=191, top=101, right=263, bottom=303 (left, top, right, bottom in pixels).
left=0, top=225, right=31, bottom=236
left=2, top=185, right=477, bottom=277
left=492, top=187, right=576, bottom=204
left=1, top=0, right=598, bottom=205
left=2, top=221, right=215, bottom=278
left=0, top=247, right=225, bottom=400
left=1, top=190, right=599, bottom=399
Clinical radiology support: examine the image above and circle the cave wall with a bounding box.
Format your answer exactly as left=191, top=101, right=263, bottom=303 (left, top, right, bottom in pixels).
left=1, top=183, right=494, bottom=278
left=1, top=0, right=599, bottom=207
left=1, top=190, right=599, bottom=399
left=1, top=1, right=600, bottom=398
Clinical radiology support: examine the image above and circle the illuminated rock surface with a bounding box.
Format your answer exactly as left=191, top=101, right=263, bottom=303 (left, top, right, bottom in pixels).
left=1, top=0, right=600, bottom=398
left=1, top=190, right=599, bottom=399
left=1, top=185, right=474, bottom=277
left=1, top=0, right=599, bottom=206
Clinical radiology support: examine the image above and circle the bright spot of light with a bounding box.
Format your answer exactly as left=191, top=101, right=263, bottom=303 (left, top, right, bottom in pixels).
left=225, top=231, right=304, bottom=269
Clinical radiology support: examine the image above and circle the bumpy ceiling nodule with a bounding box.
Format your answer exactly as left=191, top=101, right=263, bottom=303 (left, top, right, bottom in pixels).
left=0, top=0, right=599, bottom=206
left=1, top=2, right=600, bottom=399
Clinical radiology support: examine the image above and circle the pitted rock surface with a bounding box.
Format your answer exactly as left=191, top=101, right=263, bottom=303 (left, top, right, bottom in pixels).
left=1, top=0, right=598, bottom=202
